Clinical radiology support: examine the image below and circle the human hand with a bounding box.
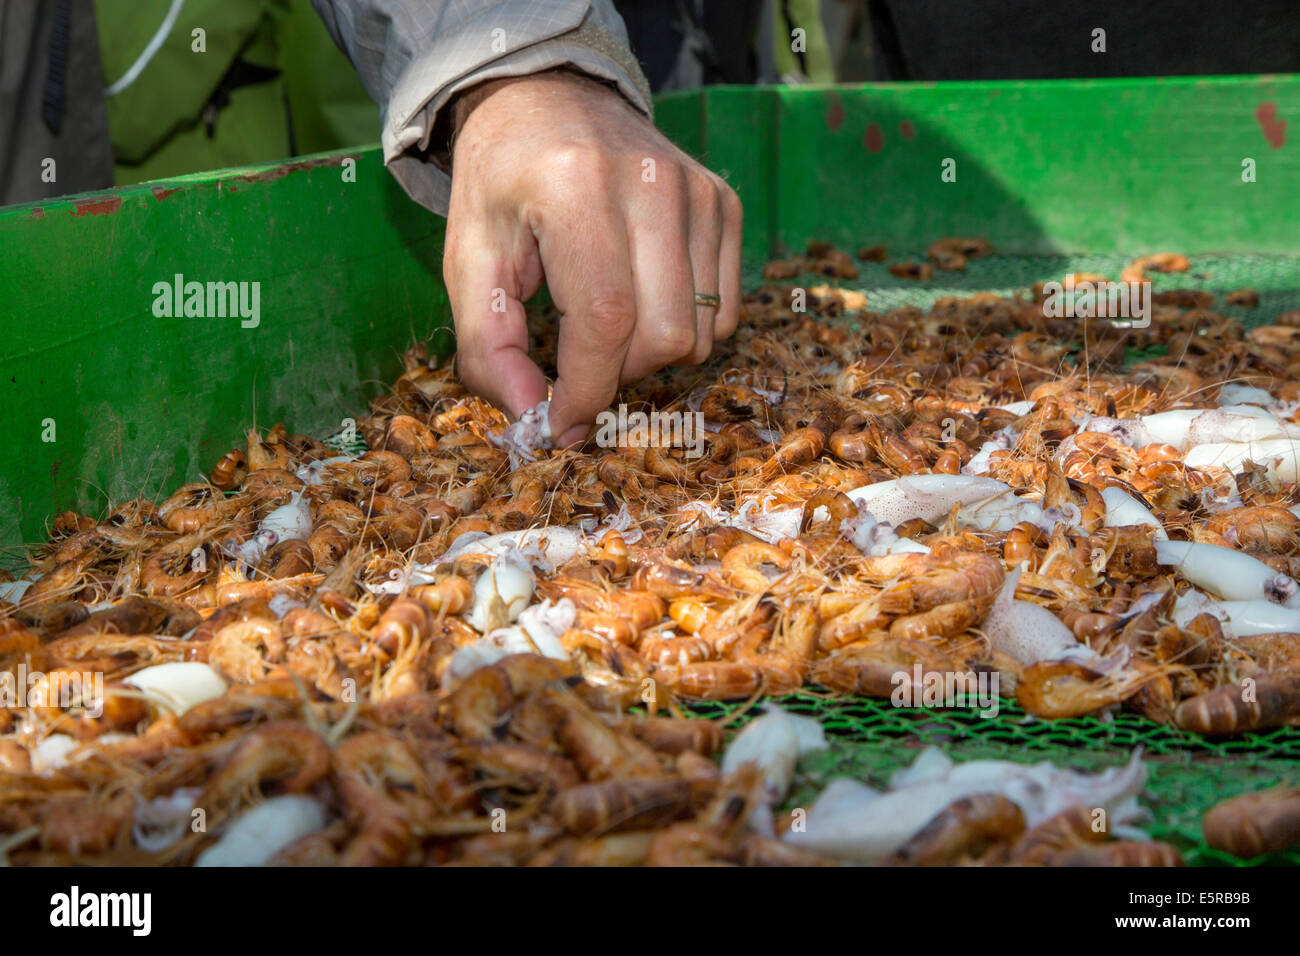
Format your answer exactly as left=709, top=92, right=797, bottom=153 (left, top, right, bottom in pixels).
left=442, top=69, right=742, bottom=447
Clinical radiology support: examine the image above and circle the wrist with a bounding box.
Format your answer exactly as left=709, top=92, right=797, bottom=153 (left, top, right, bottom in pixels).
left=434, top=68, right=637, bottom=170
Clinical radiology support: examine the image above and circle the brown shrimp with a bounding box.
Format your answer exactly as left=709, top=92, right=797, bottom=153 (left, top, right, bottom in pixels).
left=371, top=598, right=437, bottom=655
left=541, top=685, right=664, bottom=779
left=0, top=739, right=32, bottom=772
left=812, top=638, right=955, bottom=699
left=1203, top=786, right=1300, bottom=858
left=198, top=721, right=332, bottom=813
left=207, top=614, right=287, bottom=684
left=645, top=823, right=738, bottom=865
left=1086, top=526, right=1160, bottom=581
left=246, top=427, right=292, bottom=471
left=209, top=448, right=247, bottom=490
left=1006, top=805, right=1104, bottom=864
left=40, top=791, right=136, bottom=855
left=800, top=488, right=857, bottom=532
left=0, top=619, right=47, bottom=676
left=334, top=730, right=448, bottom=843
left=653, top=656, right=803, bottom=701
left=551, top=779, right=695, bottom=836
left=308, top=522, right=353, bottom=569
left=141, top=533, right=211, bottom=597
left=455, top=741, right=581, bottom=794
left=444, top=654, right=570, bottom=740
left=1206, top=505, right=1300, bottom=553
left=1019, top=839, right=1183, bottom=866
left=637, top=632, right=716, bottom=667
left=1121, top=252, right=1190, bottom=284
left=624, top=715, right=724, bottom=756
left=177, top=683, right=304, bottom=738
left=159, top=482, right=227, bottom=533
left=927, top=237, right=993, bottom=271
left=43, top=633, right=198, bottom=676
left=630, top=558, right=704, bottom=600
left=17, top=558, right=95, bottom=615
left=1174, top=671, right=1300, bottom=735
left=527, top=831, right=656, bottom=867
left=266, top=539, right=315, bottom=578
left=1008, top=665, right=1144, bottom=717
left=58, top=594, right=166, bottom=639
left=665, top=597, right=717, bottom=636
left=214, top=570, right=322, bottom=606
left=877, top=551, right=1004, bottom=616
left=591, top=529, right=630, bottom=577
left=889, top=793, right=1026, bottom=866
left=409, top=574, right=473, bottom=615
left=720, top=541, right=791, bottom=592
left=759, top=427, right=826, bottom=479
left=361, top=495, right=424, bottom=551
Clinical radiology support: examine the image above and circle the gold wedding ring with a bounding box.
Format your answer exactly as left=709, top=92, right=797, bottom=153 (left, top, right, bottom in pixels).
left=694, top=292, right=721, bottom=309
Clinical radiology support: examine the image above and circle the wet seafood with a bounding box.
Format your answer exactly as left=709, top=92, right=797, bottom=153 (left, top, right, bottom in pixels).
left=1203, top=785, right=1300, bottom=858
left=784, top=747, right=1151, bottom=864
left=5, top=238, right=1300, bottom=867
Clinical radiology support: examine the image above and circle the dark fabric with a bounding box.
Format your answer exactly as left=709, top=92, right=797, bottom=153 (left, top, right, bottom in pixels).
left=699, top=0, right=762, bottom=84
left=40, top=0, right=73, bottom=133
left=1, top=0, right=114, bottom=205
left=867, top=0, right=1300, bottom=81
left=613, top=0, right=762, bottom=91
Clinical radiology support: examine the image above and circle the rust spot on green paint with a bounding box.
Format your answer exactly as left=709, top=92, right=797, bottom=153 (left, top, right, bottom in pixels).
left=1257, top=102, right=1286, bottom=149
left=152, top=185, right=180, bottom=201
left=30, top=207, right=44, bottom=219
left=826, top=92, right=845, bottom=131
left=899, top=120, right=915, bottom=140
left=864, top=123, right=884, bottom=153
left=226, top=155, right=349, bottom=186
left=71, top=197, right=122, bottom=217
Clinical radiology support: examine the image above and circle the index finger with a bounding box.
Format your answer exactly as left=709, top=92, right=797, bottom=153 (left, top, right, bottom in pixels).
left=444, top=225, right=548, bottom=419
left=539, top=207, right=636, bottom=447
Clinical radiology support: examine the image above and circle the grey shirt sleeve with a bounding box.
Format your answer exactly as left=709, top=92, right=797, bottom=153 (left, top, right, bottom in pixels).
left=310, top=0, right=654, bottom=215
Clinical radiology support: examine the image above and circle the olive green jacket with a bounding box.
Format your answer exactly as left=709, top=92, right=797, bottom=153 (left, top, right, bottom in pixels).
left=96, top=0, right=380, bottom=186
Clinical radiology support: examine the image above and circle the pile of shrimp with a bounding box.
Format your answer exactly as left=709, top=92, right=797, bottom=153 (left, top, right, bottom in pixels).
left=4, top=238, right=1300, bottom=863
left=0, top=652, right=843, bottom=865
left=0, top=649, right=1178, bottom=867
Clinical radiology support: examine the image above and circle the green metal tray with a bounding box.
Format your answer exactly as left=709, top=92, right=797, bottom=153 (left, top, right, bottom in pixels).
left=3, top=76, right=1299, bottom=864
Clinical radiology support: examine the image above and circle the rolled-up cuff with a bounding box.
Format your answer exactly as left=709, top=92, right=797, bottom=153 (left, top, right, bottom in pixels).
left=382, top=12, right=654, bottom=216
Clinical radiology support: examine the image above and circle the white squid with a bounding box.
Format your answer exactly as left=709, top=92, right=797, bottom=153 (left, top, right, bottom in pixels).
left=1154, top=539, right=1300, bottom=607
left=783, top=747, right=1148, bottom=864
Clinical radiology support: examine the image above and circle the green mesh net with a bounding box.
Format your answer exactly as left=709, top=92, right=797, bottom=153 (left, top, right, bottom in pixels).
left=670, top=692, right=1300, bottom=867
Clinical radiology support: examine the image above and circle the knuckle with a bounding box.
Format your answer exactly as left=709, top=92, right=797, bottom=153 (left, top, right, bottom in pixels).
left=550, top=143, right=611, bottom=183
left=689, top=173, right=722, bottom=218
left=584, top=303, right=636, bottom=350
left=654, top=156, right=686, bottom=189
left=721, top=182, right=743, bottom=225
left=585, top=290, right=636, bottom=327
left=653, top=323, right=696, bottom=363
